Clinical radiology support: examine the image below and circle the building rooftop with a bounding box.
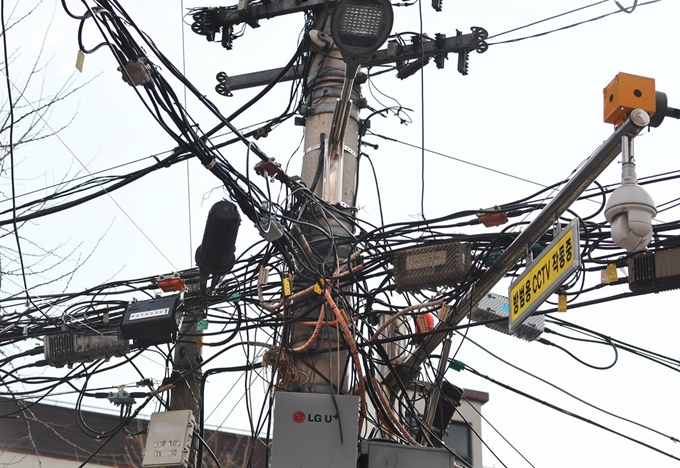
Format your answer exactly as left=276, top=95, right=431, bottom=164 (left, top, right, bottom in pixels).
left=0, top=396, right=266, bottom=468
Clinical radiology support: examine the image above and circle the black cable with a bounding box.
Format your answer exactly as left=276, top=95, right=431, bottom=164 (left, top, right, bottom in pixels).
left=195, top=431, right=224, bottom=468
left=489, top=0, right=661, bottom=46
left=460, top=392, right=536, bottom=468
left=488, top=0, right=608, bottom=39
left=537, top=336, right=618, bottom=370
left=614, top=0, right=638, bottom=13
left=461, top=333, right=679, bottom=443
left=546, top=318, right=680, bottom=372
left=76, top=432, right=118, bottom=467
left=465, top=364, right=680, bottom=463
left=454, top=405, right=508, bottom=468
left=1, top=0, right=52, bottom=326
left=370, top=131, right=546, bottom=187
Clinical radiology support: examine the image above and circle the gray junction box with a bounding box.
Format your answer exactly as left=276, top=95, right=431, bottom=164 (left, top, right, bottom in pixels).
left=271, top=392, right=359, bottom=468
left=142, top=410, right=195, bottom=468
left=360, top=439, right=456, bottom=468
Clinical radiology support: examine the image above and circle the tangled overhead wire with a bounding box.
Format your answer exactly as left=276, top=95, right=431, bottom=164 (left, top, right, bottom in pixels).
left=2, top=1, right=680, bottom=467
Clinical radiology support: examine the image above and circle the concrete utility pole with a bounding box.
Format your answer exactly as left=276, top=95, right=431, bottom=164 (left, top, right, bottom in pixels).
left=286, top=9, right=360, bottom=394
left=169, top=275, right=203, bottom=468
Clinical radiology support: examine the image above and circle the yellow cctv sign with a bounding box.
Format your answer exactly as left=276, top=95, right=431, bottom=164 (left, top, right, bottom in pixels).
left=509, top=219, right=580, bottom=332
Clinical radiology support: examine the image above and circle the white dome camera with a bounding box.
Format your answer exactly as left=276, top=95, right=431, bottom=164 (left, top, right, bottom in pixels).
left=605, top=177, right=656, bottom=252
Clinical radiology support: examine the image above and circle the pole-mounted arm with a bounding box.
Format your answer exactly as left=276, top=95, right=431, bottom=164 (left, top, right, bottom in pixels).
left=210, top=28, right=487, bottom=94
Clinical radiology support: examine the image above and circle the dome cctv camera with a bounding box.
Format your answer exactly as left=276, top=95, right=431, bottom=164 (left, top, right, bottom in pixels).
left=605, top=166, right=656, bottom=252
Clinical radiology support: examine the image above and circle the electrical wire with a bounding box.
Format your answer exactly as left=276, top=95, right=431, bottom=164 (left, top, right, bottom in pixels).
left=488, top=0, right=662, bottom=46
left=3, top=3, right=680, bottom=467
left=465, top=364, right=680, bottom=463
left=461, top=333, right=679, bottom=443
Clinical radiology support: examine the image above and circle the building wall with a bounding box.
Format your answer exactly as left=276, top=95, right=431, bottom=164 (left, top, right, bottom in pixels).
left=0, top=452, right=117, bottom=467
left=0, top=397, right=266, bottom=468
left=451, top=398, right=485, bottom=468
left=362, top=386, right=488, bottom=468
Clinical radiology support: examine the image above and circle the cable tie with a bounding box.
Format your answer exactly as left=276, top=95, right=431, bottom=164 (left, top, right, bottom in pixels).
left=204, top=159, right=217, bottom=170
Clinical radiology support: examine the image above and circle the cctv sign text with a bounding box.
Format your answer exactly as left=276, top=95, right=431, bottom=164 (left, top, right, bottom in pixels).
left=509, top=219, right=581, bottom=332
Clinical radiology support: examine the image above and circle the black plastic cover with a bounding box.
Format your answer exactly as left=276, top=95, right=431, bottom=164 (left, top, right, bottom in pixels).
left=195, top=200, right=241, bottom=276
left=121, top=294, right=182, bottom=346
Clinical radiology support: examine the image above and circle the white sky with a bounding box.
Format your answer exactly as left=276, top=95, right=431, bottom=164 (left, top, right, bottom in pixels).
left=3, top=0, right=680, bottom=467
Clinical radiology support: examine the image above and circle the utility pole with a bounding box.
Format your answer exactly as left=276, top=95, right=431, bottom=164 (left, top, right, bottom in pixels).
left=167, top=271, right=203, bottom=468
left=167, top=199, right=240, bottom=467
left=286, top=9, right=359, bottom=394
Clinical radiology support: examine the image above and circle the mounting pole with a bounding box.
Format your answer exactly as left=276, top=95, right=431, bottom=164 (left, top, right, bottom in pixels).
left=169, top=274, right=203, bottom=468
left=286, top=9, right=360, bottom=394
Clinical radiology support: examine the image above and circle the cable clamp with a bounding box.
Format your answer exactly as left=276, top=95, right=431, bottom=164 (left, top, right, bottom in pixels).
left=343, top=145, right=357, bottom=157
left=204, top=159, right=217, bottom=170
left=304, top=143, right=322, bottom=155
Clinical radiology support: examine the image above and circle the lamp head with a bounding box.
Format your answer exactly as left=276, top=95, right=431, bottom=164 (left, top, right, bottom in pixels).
left=330, top=0, right=394, bottom=77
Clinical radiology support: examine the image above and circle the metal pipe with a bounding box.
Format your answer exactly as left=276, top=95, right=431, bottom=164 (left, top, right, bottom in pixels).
left=388, top=109, right=651, bottom=387
left=329, top=75, right=355, bottom=151
left=621, top=134, right=638, bottom=185
left=423, top=338, right=452, bottom=445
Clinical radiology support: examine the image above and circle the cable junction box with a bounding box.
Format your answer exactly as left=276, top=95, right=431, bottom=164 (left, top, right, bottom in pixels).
left=628, top=247, right=680, bottom=292
left=142, top=410, right=195, bottom=468
left=271, top=392, right=359, bottom=468
left=392, top=241, right=472, bottom=293
left=44, top=332, right=129, bottom=368
left=360, top=439, right=456, bottom=468
left=469, top=292, right=544, bottom=341
left=121, top=294, right=183, bottom=347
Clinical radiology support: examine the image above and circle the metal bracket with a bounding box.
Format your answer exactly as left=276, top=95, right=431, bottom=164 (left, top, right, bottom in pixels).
left=215, top=71, right=233, bottom=97
left=213, top=28, right=486, bottom=92
left=305, top=143, right=357, bottom=158
left=191, top=0, right=336, bottom=32
left=304, top=103, right=361, bottom=122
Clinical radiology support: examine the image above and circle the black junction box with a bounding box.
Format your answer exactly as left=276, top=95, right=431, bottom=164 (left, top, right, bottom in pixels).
left=121, top=294, right=182, bottom=346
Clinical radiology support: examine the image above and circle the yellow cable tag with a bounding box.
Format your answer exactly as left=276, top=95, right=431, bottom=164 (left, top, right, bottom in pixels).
left=282, top=278, right=291, bottom=297
left=557, top=294, right=567, bottom=312
left=607, top=263, right=618, bottom=283
left=195, top=337, right=203, bottom=347
left=75, top=50, right=85, bottom=72
left=313, top=278, right=325, bottom=295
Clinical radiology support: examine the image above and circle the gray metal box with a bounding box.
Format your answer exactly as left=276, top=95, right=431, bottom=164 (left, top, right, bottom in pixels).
left=470, top=292, right=544, bottom=341
left=142, top=410, right=195, bottom=467
left=360, top=440, right=455, bottom=468
left=271, top=392, right=359, bottom=468
left=44, top=332, right=129, bottom=368
left=393, top=242, right=472, bottom=293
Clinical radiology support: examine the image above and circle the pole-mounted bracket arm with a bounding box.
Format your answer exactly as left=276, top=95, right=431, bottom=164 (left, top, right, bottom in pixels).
left=370, top=27, right=487, bottom=68
left=213, top=27, right=487, bottom=93
left=191, top=0, right=336, bottom=41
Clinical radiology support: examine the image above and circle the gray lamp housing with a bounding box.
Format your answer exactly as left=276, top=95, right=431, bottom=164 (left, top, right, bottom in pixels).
left=330, top=0, right=394, bottom=76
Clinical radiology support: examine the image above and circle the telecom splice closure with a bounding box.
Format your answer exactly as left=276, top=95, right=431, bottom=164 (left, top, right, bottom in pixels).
left=195, top=200, right=241, bottom=294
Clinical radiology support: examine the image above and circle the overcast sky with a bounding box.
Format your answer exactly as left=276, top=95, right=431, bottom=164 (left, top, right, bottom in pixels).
left=3, top=0, right=680, bottom=467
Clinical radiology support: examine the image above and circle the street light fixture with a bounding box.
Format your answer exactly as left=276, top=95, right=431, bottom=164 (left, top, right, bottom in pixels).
left=331, top=0, right=394, bottom=78
left=323, top=0, right=393, bottom=205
